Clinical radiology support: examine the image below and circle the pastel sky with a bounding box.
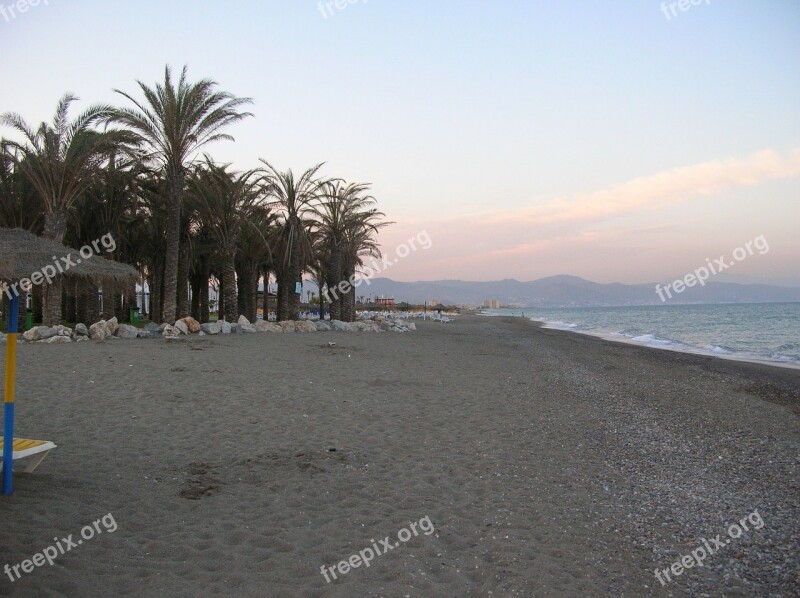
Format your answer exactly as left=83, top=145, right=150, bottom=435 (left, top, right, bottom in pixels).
left=1, top=0, right=798, bottom=284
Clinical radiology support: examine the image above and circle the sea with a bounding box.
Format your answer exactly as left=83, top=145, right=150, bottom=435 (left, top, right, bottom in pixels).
left=481, top=303, right=800, bottom=368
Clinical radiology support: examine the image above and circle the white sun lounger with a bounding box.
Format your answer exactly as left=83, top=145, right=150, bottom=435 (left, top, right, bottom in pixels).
left=0, top=437, right=56, bottom=473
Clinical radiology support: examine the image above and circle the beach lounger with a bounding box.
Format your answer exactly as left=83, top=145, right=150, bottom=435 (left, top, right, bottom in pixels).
left=0, top=437, right=56, bottom=473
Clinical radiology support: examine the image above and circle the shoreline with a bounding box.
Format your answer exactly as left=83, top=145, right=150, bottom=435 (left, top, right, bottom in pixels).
left=475, top=308, right=800, bottom=371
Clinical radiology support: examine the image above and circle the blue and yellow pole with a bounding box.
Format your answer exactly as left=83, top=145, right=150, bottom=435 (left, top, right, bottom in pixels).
left=2, top=293, right=19, bottom=495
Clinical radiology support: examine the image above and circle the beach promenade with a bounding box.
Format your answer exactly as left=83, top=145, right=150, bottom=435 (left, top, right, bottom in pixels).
left=1, top=316, right=797, bottom=596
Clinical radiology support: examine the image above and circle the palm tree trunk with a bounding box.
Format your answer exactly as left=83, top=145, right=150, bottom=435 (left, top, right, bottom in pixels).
left=162, top=169, right=183, bottom=323
left=328, top=249, right=343, bottom=320
left=276, top=274, right=288, bottom=322
left=287, top=237, right=301, bottom=321
left=198, top=259, right=210, bottom=323
left=149, top=266, right=161, bottom=323
left=221, top=250, right=238, bottom=322
left=41, top=209, right=67, bottom=326
left=235, top=260, right=248, bottom=321
left=176, top=239, right=190, bottom=318
left=318, top=284, right=325, bottom=321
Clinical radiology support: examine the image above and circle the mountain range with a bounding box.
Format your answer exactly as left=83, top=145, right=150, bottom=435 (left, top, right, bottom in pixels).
left=324, top=275, right=800, bottom=307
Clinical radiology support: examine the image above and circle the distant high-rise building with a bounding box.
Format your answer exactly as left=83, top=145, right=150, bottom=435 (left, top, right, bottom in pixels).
left=483, top=299, right=501, bottom=308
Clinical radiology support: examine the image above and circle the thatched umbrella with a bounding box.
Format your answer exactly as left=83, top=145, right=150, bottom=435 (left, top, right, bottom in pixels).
left=0, top=228, right=137, bottom=287
left=0, top=228, right=137, bottom=495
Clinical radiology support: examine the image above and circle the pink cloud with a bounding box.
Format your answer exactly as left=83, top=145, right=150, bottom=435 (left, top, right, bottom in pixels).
left=373, top=148, right=800, bottom=282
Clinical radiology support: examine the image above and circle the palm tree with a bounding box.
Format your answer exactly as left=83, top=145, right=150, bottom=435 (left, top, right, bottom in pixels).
left=1, top=94, right=134, bottom=324
left=187, top=157, right=264, bottom=323
left=260, top=161, right=326, bottom=321
left=317, top=181, right=389, bottom=321
left=0, top=142, right=43, bottom=231
left=236, top=204, right=277, bottom=322
left=111, top=65, right=253, bottom=323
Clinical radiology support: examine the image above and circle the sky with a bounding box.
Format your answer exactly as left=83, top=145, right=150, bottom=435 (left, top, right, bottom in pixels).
left=1, top=0, right=798, bottom=285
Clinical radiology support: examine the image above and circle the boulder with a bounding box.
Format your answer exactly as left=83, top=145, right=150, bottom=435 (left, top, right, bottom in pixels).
left=255, top=320, right=282, bottom=333
left=255, top=320, right=283, bottom=332
left=237, top=315, right=251, bottom=326
left=157, top=323, right=169, bottom=333
left=221, top=320, right=232, bottom=334
left=179, top=316, right=201, bottom=333
left=23, top=326, right=57, bottom=342
left=162, top=325, right=181, bottom=338
left=89, top=321, right=109, bottom=341
left=294, top=320, right=317, bottom=333
left=54, top=325, right=73, bottom=337
left=74, top=323, right=89, bottom=337
left=44, top=335, right=71, bottom=344
left=279, top=321, right=296, bottom=333
left=116, top=324, right=139, bottom=339
left=330, top=320, right=353, bottom=332
left=144, top=322, right=161, bottom=334
left=240, top=322, right=256, bottom=333
left=315, top=321, right=331, bottom=332
left=105, top=317, right=119, bottom=336
left=174, top=320, right=190, bottom=335
left=200, top=322, right=222, bottom=335
left=407, top=322, right=417, bottom=331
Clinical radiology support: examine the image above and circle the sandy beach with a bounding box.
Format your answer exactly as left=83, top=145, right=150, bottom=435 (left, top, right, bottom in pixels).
left=1, top=315, right=798, bottom=597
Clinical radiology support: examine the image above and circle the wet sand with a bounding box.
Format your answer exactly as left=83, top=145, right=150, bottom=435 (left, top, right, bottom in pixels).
left=1, top=315, right=798, bottom=597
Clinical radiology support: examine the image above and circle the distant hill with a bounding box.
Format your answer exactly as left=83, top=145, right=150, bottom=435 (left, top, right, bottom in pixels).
left=313, top=275, right=800, bottom=307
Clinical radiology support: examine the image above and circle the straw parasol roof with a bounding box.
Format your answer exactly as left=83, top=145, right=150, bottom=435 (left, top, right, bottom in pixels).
left=0, top=228, right=138, bottom=285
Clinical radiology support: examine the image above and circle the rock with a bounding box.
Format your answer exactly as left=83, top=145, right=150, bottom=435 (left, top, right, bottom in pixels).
left=0, top=332, right=5, bottom=343
left=23, top=326, right=57, bottom=342
left=137, top=329, right=151, bottom=338
left=54, top=325, right=73, bottom=337
left=44, top=335, right=72, bottom=344
left=407, top=322, right=417, bottom=331
left=198, top=331, right=205, bottom=336
left=221, top=320, right=232, bottom=334
left=279, top=321, right=296, bottom=333
left=144, top=322, right=161, bottom=334
left=158, top=323, right=169, bottom=333
left=237, top=315, right=251, bottom=326
left=105, top=317, right=119, bottom=336
left=116, top=324, right=139, bottom=339
left=201, top=322, right=222, bottom=335
left=174, top=320, right=190, bottom=335
left=255, top=320, right=282, bottom=333
left=89, top=321, right=109, bottom=340
left=74, top=323, right=89, bottom=337
left=179, top=316, right=201, bottom=333
left=162, top=325, right=181, bottom=338
left=240, top=322, right=256, bottom=333
left=315, top=321, right=331, bottom=331
left=294, top=320, right=317, bottom=333
left=331, top=320, right=353, bottom=332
